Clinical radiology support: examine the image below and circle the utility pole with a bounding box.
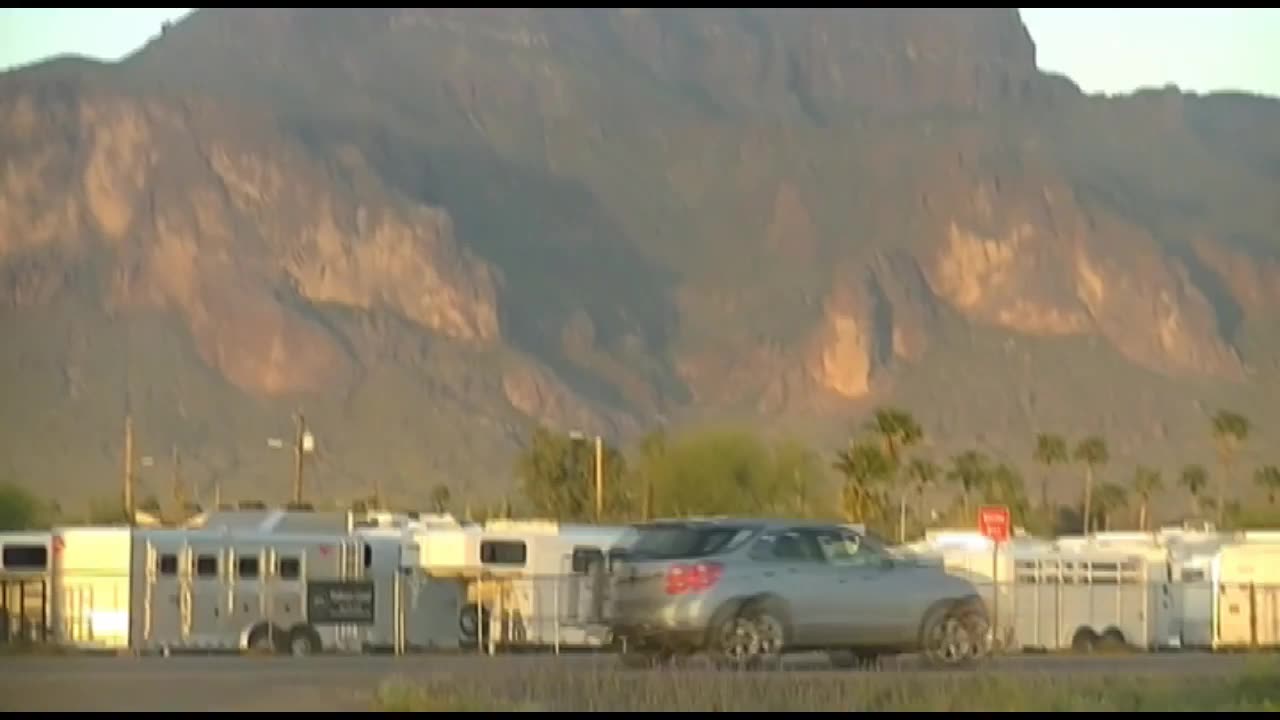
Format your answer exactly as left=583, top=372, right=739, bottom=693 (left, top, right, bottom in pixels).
left=594, top=434, right=604, bottom=522
left=171, top=445, right=186, bottom=517
left=122, top=415, right=135, bottom=525
left=292, top=412, right=307, bottom=505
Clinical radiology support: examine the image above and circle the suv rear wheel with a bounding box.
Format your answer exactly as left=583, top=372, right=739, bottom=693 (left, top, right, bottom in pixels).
left=710, top=603, right=787, bottom=670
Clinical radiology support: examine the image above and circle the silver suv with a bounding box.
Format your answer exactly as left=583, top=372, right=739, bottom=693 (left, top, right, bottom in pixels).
left=606, top=518, right=991, bottom=669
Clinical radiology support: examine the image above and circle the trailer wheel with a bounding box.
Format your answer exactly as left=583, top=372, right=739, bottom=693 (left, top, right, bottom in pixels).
left=1098, top=627, right=1129, bottom=653
left=459, top=603, right=490, bottom=649
left=1070, top=627, right=1098, bottom=653
left=245, top=623, right=286, bottom=655
left=286, top=624, right=322, bottom=656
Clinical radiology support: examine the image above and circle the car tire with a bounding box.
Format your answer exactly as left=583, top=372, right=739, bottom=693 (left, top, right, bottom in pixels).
left=919, top=605, right=981, bottom=670
left=711, top=601, right=787, bottom=671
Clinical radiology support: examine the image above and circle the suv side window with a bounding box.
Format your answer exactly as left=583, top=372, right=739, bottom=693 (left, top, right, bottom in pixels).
left=749, top=529, right=825, bottom=563
left=812, top=528, right=886, bottom=568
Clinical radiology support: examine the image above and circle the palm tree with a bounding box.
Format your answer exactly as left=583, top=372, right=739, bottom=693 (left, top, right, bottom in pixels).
left=1210, top=410, right=1250, bottom=528
left=1073, top=436, right=1109, bottom=535
left=1254, top=465, right=1280, bottom=506
left=865, top=407, right=924, bottom=543
left=1180, top=464, right=1209, bottom=519
left=906, top=457, right=940, bottom=534
left=429, top=483, right=451, bottom=514
left=1132, top=466, right=1163, bottom=531
left=832, top=441, right=892, bottom=524
left=946, top=450, right=990, bottom=519
left=1093, top=482, right=1129, bottom=531
left=985, top=463, right=1030, bottom=519
left=1033, top=433, right=1069, bottom=513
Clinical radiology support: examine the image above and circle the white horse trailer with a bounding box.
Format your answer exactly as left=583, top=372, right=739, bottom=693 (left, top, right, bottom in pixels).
left=408, top=519, right=638, bottom=651
left=1008, top=548, right=1172, bottom=652
left=354, top=525, right=466, bottom=654
left=1211, top=542, right=1280, bottom=650
left=0, top=531, right=54, bottom=646
left=129, top=527, right=379, bottom=655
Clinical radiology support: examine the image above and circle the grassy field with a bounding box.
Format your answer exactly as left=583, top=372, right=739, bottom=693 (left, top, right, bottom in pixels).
left=374, top=658, right=1280, bottom=712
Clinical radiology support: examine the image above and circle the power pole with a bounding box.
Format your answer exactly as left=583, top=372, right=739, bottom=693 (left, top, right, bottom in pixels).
left=171, top=445, right=186, bottom=517
left=594, top=435, right=604, bottom=522
left=122, top=415, right=135, bottom=525
left=292, top=412, right=306, bottom=505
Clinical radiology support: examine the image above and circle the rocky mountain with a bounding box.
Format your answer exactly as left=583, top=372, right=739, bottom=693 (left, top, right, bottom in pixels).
left=2, top=8, right=1278, bottom=512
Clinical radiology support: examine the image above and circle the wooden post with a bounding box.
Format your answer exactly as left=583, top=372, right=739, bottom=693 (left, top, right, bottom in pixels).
left=123, top=415, right=135, bottom=525
left=292, top=412, right=306, bottom=505
left=594, top=435, right=604, bottom=522
left=171, top=445, right=185, bottom=516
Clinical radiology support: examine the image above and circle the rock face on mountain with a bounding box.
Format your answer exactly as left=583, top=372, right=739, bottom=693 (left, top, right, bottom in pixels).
left=1, top=8, right=1277, bottom=508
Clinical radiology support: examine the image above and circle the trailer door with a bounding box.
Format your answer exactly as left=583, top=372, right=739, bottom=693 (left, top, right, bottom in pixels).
left=146, top=542, right=189, bottom=645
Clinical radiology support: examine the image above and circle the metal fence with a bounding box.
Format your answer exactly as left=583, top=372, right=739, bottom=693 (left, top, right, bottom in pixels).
left=8, top=567, right=1280, bottom=657
left=461, top=570, right=615, bottom=655
left=1, top=576, right=50, bottom=646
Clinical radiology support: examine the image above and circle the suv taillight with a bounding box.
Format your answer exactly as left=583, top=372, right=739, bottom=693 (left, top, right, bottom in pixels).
left=664, top=561, right=723, bottom=595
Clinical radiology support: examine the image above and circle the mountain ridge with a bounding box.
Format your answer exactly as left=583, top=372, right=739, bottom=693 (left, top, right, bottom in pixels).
left=1, top=8, right=1278, bottom=513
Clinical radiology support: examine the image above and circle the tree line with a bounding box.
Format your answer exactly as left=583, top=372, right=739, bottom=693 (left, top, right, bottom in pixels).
left=509, top=407, right=1280, bottom=541
left=3, top=406, right=1279, bottom=538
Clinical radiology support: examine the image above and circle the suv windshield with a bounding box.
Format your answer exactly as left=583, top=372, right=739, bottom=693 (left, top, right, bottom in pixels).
left=626, top=523, right=757, bottom=560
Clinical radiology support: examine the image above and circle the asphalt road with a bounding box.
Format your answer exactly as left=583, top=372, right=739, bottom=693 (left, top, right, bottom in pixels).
left=0, top=651, right=1266, bottom=712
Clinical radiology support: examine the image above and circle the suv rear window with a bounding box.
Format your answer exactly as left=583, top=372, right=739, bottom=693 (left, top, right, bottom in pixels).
left=627, top=524, right=756, bottom=560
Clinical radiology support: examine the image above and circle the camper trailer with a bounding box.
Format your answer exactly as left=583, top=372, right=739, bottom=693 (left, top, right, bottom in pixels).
left=0, top=531, right=54, bottom=645
left=1210, top=542, right=1280, bottom=650
left=353, top=525, right=466, bottom=654
left=406, top=519, right=637, bottom=651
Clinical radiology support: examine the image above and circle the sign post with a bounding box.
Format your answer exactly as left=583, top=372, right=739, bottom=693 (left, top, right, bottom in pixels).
left=977, top=505, right=1011, bottom=652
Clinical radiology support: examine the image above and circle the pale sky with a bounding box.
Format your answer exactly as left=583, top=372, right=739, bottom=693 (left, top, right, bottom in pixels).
left=0, top=8, right=1277, bottom=98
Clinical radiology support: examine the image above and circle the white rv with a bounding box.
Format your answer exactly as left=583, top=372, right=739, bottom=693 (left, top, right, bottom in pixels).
left=0, top=531, right=54, bottom=645
left=404, top=519, right=638, bottom=651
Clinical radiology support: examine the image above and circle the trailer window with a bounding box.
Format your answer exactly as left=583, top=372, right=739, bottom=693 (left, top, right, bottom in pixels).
left=364, top=544, right=373, bottom=569
left=195, top=554, right=218, bottom=578
left=571, top=547, right=605, bottom=574
left=1, top=545, right=48, bottom=570
left=157, top=554, right=178, bottom=576
left=278, top=557, right=301, bottom=580
left=237, top=556, right=260, bottom=579
left=480, top=540, right=526, bottom=566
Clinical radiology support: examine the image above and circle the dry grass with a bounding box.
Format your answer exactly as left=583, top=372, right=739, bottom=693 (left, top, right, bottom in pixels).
left=373, top=656, right=1280, bottom=712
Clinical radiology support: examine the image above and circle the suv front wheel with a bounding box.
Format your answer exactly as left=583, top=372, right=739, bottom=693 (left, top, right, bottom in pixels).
left=920, top=604, right=989, bottom=669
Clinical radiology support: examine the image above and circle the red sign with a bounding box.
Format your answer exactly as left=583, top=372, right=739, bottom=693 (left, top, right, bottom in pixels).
left=978, top=505, right=1011, bottom=544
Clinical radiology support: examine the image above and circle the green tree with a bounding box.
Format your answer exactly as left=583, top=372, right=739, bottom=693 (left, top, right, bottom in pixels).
left=832, top=441, right=892, bottom=526
left=1254, top=465, right=1280, bottom=506
left=655, top=428, right=794, bottom=518
left=515, top=425, right=629, bottom=522
left=1180, top=464, right=1209, bottom=518
left=983, top=463, right=1030, bottom=520
left=428, top=484, right=452, bottom=514
left=0, top=482, right=53, bottom=531
left=906, top=457, right=940, bottom=534
left=1132, top=465, right=1163, bottom=531
left=864, top=407, right=924, bottom=543
left=1073, top=436, right=1109, bottom=535
left=1033, top=433, right=1069, bottom=512
left=771, top=436, right=829, bottom=519
left=946, top=450, right=990, bottom=519
left=1093, top=482, right=1129, bottom=531
left=1211, top=410, right=1251, bottom=528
